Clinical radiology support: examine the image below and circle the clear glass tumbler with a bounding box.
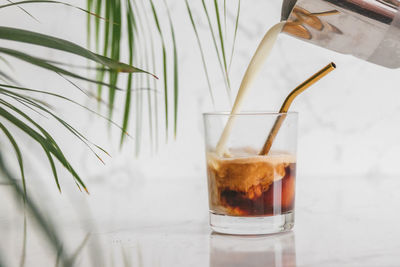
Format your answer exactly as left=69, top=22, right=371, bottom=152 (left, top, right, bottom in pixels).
left=203, top=112, right=298, bottom=235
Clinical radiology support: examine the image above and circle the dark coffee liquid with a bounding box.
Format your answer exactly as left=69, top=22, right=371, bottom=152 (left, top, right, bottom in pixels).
left=207, top=152, right=296, bottom=217
left=220, top=164, right=296, bottom=216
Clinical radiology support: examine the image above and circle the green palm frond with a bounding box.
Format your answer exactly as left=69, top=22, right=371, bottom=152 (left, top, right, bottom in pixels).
left=0, top=47, right=124, bottom=90
left=186, top=0, right=242, bottom=106
left=200, top=0, right=230, bottom=101
left=139, top=0, right=159, bottom=151
left=213, top=0, right=231, bottom=94
left=0, top=79, right=137, bottom=192
left=185, top=0, right=215, bottom=105
left=130, top=0, right=146, bottom=155
left=163, top=0, right=179, bottom=138
left=0, top=100, right=89, bottom=192
left=85, top=0, right=243, bottom=144
left=1, top=88, right=109, bottom=159
left=229, top=0, right=241, bottom=72
left=6, top=0, right=39, bottom=22
left=0, top=0, right=104, bottom=20
left=87, top=0, right=178, bottom=145
left=107, top=0, right=122, bottom=119
left=0, top=27, right=154, bottom=75
left=0, top=55, right=14, bottom=70
left=0, top=70, right=19, bottom=85
left=120, top=0, right=136, bottom=147
left=0, top=0, right=242, bottom=198
left=96, top=0, right=112, bottom=101
left=0, top=0, right=156, bottom=193
left=0, top=122, right=26, bottom=194
left=0, top=83, right=130, bottom=134
left=149, top=0, right=169, bottom=141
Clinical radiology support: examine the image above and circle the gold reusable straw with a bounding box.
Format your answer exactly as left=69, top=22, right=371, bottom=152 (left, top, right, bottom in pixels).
left=259, top=62, right=336, bottom=156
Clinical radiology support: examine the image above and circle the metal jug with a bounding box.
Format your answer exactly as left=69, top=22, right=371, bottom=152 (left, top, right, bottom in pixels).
left=281, top=0, right=400, bottom=68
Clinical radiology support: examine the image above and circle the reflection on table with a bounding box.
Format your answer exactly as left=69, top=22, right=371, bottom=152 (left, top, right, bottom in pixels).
left=210, top=232, right=296, bottom=267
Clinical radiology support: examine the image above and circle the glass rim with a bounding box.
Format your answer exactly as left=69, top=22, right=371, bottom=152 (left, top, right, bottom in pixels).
left=203, top=111, right=299, bottom=116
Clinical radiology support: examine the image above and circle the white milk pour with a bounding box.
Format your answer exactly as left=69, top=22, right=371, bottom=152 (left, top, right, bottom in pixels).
left=216, top=22, right=286, bottom=156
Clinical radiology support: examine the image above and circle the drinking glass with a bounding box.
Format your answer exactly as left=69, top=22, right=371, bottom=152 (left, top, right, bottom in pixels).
left=203, top=112, right=298, bottom=235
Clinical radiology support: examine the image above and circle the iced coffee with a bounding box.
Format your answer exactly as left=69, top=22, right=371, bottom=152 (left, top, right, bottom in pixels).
left=207, top=148, right=296, bottom=217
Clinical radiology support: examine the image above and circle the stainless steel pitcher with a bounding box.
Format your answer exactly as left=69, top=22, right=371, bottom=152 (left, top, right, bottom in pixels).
left=281, top=0, right=400, bottom=68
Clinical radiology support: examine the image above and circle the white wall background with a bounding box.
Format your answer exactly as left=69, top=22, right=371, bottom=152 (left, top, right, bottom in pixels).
left=2, top=0, right=400, bottom=190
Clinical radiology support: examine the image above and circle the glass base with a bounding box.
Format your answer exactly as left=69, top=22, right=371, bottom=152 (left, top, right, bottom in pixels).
left=210, top=212, right=294, bottom=235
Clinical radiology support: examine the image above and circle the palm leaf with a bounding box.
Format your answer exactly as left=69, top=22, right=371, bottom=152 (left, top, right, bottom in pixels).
left=37, top=59, right=112, bottom=71
left=0, top=55, right=14, bottom=70
left=96, top=0, right=112, bottom=105
left=1, top=88, right=110, bottom=158
left=5, top=0, right=39, bottom=22
left=139, top=0, right=159, bottom=151
left=107, top=0, right=122, bottom=119
left=0, top=83, right=130, bottom=135
left=87, top=0, right=93, bottom=50
left=185, top=0, right=215, bottom=105
left=0, top=102, right=88, bottom=192
left=0, top=47, right=126, bottom=90
left=120, top=0, right=137, bottom=146
left=200, top=0, right=231, bottom=99
left=94, top=0, right=103, bottom=53
left=223, top=0, right=227, bottom=40
left=0, top=27, right=155, bottom=75
left=0, top=122, right=26, bottom=195
left=87, top=0, right=182, bottom=151
left=0, top=0, right=104, bottom=21
left=163, top=0, right=179, bottom=137
left=43, top=148, right=61, bottom=192
left=149, top=0, right=169, bottom=140
left=0, top=70, right=19, bottom=85
left=229, top=0, right=241, bottom=72
left=213, top=0, right=231, bottom=93
left=132, top=0, right=154, bottom=152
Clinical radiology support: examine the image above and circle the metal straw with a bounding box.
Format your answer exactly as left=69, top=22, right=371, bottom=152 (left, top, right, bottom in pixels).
left=259, top=62, right=336, bottom=156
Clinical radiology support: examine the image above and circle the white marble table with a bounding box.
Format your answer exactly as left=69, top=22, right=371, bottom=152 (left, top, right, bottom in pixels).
left=1, top=174, right=400, bottom=267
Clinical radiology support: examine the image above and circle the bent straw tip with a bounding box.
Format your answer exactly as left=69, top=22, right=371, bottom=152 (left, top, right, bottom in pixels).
left=260, top=61, right=337, bottom=156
